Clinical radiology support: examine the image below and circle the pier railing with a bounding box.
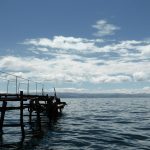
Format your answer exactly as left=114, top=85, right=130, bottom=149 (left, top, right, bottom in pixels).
left=0, top=71, right=44, bottom=95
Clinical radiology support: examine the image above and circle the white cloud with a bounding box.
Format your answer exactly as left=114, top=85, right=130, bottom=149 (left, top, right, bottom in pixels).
left=0, top=51, right=150, bottom=93
left=3, top=36, right=150, bottom=87
left=54, top=87, right=87, bottom=93
left=23, top=36, right=104, bottom=53
left=0, top=55, right=87, bottom=83
left=143, top=86, right=150, bottom=93
left=21, top=32, right=150, bottom=70
left=133, top=72, right=148, bottom=81
left=0, top=56, right=36, bottom=72
left=23, top=36, right=150, bottom=60
left=1, top=43, right=150, bottom=84
left=98, top=40, right=142, bottom=53
left=137, top=44, right=150, bottom=57
left=92, top=20, right=120, bottom=37
left=36, top=47, right=49, bottom=52
left=91, top=75, right=132, bottom=83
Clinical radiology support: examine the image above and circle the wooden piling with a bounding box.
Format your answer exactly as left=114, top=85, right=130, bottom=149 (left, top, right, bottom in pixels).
left=20, top=91, right=25, bottom=137
left=36, top=99, right=41, bottom=130
left=29, top=100, right=32, bottom=124
left=0, top=99, right=7, bottom=133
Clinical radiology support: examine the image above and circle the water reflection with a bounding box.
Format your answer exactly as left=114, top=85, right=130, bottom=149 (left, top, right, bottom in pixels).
left=0, top=113, right=62, bottom=150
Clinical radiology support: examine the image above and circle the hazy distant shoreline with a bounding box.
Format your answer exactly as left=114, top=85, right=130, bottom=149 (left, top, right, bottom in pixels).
left=56, top=93, right=150, bottom=98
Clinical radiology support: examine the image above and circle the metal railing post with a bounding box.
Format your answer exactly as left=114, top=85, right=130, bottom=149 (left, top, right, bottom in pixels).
left=16, top=76, right=18, bottom=94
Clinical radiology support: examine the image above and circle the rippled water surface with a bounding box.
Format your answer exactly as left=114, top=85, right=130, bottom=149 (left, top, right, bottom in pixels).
left=1, top=98, right=150, bottom=150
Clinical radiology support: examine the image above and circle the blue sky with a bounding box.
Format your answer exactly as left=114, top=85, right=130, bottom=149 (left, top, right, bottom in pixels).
left=0, top=0, right=150, bottom=93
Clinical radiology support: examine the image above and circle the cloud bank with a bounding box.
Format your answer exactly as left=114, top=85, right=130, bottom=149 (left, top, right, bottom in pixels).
left=0, top=20, right=150, bottom=93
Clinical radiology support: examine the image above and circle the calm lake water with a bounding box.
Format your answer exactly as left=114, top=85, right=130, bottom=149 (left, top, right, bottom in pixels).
left=1, top=98, right=150, bottom=150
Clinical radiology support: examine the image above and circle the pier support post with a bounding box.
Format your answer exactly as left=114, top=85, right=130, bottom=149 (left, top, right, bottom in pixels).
left=29, top=100, right=32, bottom=124
left=0, top=99, right=7, bottom=133
left=20, top=91, right=25, bottom=137
left=36, top=99, right=41, bottom=130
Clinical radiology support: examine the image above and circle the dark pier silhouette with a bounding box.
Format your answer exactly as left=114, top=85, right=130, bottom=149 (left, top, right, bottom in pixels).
left=0, top=91, right=66, bottom=136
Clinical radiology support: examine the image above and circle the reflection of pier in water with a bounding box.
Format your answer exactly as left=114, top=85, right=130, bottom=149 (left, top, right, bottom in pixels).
left=0, top=71, right=66, bottom=148
left=0, top=115, right=60, bottom=149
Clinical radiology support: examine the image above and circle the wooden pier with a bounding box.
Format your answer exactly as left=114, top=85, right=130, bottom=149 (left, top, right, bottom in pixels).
left=0, top=91, right=66, bottom=138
